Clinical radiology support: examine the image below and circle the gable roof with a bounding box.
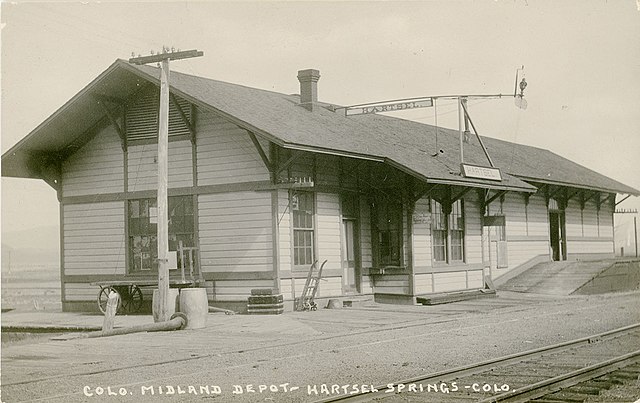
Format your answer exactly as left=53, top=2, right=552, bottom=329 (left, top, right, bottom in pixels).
left=2, top=59, right=637, bottom=196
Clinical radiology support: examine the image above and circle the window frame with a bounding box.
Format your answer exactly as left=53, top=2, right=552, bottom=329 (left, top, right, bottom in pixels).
left=127, top=195, right=195, bottom=273
left=291, top=191, right=316, bottom=270
left=431, top=198, right=466, bottom=265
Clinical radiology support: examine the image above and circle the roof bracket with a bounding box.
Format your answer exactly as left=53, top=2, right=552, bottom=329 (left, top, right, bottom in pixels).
left=451, top=187, right=472, bottom=204
left=616, top=194, right=631, bottom=206
left=169, top=92, right=196, bottom=143
left=94, top=96, right=126, bottom=151
left=248, top=131, right=272, bottom=173
left=483, top=190, right=508, bottom=210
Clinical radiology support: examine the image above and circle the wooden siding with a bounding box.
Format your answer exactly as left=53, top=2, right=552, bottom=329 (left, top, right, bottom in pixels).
left=63, top=201, right=126, bottom=276
left=412, top=197, right=432, bottom=268
left=64, top=283, right=97, bottom=302
left=281, top=276, right=343, bottom=299
left=204, top=279, right=274, bottom=302
left=196, top=110, right=270, bottom=186
left=414, top=273, right=433, bottom=294
left=373, top=274, right=410, bottom=295
left=198, top=192, right=273, bottom=274
left=316, top=193, right=342, bottom=274
left=464, top=192, right=483, bottom=264
left=566, top=198, right=614, bottom=255
left=61, top=126, right=124, bottom=197
left=359, top=198, right=373, bottom=268
left=433, top=271, right=468, bottom=293
left=503, top=193, right=549, bottom=271
left=277, top=189, right=292, bottom=276
left=127, top=140, right=193, bottom=191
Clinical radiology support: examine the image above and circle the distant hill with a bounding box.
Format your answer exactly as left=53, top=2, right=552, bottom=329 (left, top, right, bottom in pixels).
left=1, top=225, right=59, bottom=272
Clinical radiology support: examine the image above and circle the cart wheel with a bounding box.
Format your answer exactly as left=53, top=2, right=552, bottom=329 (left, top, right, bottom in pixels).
left=122, top=285, right=143, bottom=313
left=98, top=286, right=122, bottom=314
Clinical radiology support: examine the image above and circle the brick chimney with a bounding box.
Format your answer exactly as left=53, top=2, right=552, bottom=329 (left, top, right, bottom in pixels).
left=297, top=69, right=320, bottom=111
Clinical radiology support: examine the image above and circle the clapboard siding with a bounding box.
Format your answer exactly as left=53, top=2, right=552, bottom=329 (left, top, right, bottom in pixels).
left=316, top=193, right=342, bottom=273
left=464, top=192, right=483, bottom=264
left=205, top=279, right=274, bottom=302
left=360, top=198, right=373, bottom=268
left=527, top=194, right=550, bottom=236
left=414, top=273, right=433, bottom=294
left=62, top=126, right=124, bottom=197
left=566, top=198, right=614, bottom=255
left=467, top=270, right=484, bottom=288
left=127, top=140, right=193, bottom=191
left=433, top=271, right=468, bottom=293
left=412, top=197, right=432, bottom=267
left=196, top=111, right=270, bottom=185
left=278, top=189, right=292, bottom=274
left=63, top=201, right=126, bottom=276
left=198, top=192, right=273, bottom=273
left=374, top=274, right=410, bottom=294
left=360, top=275, right=374, bottom=294
left=64, top=283, right=97, bottom=301
left=505, top=240, right=550, bottom=272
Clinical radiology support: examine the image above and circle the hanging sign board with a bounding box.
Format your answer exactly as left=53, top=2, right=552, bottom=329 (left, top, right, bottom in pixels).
left=345, top=99, right=433, bottom=116
left=461, top=164, right=502, bottom=181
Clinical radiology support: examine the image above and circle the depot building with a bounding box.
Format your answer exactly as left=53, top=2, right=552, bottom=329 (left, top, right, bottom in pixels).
left=2, top=60, right=638, bottom=312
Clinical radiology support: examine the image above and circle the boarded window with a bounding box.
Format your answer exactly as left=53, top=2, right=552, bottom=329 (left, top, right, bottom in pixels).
left=126, top=89, right=193, bottom=141
left=128, top=196, right=195, bottom=272
left=292, top=192, right=315, bottom=267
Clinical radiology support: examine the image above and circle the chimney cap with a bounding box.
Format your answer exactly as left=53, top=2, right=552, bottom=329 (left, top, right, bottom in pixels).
left=297, top=69, right=321, bottom=81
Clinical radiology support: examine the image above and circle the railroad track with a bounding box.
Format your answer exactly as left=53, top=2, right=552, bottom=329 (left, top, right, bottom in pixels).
left=316, top=323, right=640, bottom=403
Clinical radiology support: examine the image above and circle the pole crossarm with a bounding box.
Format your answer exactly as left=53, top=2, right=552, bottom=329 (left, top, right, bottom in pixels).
left=129, top=49, right=204, bottom=65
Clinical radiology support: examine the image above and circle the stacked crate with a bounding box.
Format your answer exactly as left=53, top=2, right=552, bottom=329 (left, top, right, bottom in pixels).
left=246, top=289, right=284, bottom=314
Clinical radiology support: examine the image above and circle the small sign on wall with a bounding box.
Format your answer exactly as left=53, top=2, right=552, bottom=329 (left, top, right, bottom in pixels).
left=149, top=207, right=158, bottom=224
left=412, top=212, right=431, bottom=225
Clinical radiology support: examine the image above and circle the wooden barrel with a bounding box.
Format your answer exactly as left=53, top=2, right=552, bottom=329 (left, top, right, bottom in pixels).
left=152, top=288, right=180, bottom=323
left=179, top=288, right=208, bottom=329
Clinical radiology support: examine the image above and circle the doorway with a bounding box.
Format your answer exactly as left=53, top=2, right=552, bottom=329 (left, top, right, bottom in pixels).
left=482, top=215, right=507, bottom=278
left=549, top=211, right=566, bottom=261
left=341, top=195, right=360, bottom=293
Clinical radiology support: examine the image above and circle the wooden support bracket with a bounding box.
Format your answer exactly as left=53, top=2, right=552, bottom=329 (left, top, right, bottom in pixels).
left=248, top=131, right=272, bottom=172
left=169, top=92, right=196, bottom=142
left=451, top=187, right=471, bottom=203
left=95, top=97, right=126, bottom=151
left=483, top=190, right=508, bottom=210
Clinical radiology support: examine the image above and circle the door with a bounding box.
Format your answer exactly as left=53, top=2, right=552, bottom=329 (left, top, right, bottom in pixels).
left=342, top=219, right=359, bottom=293
left=482, top=215, right=507, bottom=278
left=549, top=211, right=567, bottom=261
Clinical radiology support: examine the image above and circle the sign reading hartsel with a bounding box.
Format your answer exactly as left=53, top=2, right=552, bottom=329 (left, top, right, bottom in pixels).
left=461, top=164, right=502, bottom=181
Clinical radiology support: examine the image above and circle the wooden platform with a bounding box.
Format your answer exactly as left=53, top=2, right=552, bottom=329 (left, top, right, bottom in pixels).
left=416, top=289, right=497, bottom=305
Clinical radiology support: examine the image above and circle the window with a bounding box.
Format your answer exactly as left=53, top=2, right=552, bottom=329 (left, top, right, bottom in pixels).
left=374, top=197, right=403, bottom=267
left=431, top=199, right=465, bottom=263
left=292, top=192, right=314, bottom=267
left=128, top=196, right=194, bottom=272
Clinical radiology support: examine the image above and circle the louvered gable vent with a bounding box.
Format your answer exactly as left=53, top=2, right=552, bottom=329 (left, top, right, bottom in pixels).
left=126, top=88, right=192, bottom=140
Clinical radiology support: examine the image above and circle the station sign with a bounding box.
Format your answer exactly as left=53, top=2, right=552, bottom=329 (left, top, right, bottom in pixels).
left=345, top=99, right=433, bottom=116
left=461, top=164, right=502, bottom=181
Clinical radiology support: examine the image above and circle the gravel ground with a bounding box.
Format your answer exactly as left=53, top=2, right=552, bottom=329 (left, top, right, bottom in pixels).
left=2, top=291, right=639, bottom=403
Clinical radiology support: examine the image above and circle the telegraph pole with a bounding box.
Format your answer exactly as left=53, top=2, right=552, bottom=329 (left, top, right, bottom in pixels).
left=129, top=48, right=203, bottom=322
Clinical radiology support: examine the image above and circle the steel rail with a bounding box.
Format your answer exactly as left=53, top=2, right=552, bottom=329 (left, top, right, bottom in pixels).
left=314, top=322, right=640, bottom=403
left=478, top=350, right=640, bottom=403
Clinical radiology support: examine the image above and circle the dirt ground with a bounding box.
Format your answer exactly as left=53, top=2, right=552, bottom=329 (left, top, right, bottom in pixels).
left=1, top=290, right=640, bottom=402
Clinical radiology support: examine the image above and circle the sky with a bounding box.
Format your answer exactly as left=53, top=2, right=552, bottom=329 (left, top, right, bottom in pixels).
left=1, top=0, right=639, bottom=246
